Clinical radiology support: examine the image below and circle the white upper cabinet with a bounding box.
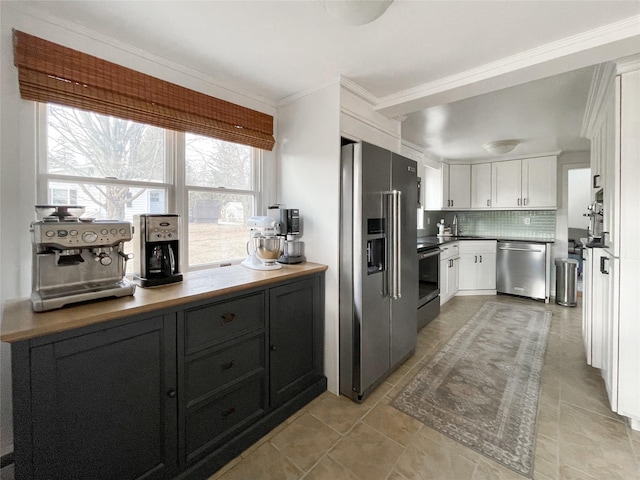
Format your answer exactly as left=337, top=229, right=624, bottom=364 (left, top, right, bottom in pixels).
left=522, top=156, right=557, bottom=208
left=491, top=159, right=522, bottom=208
left=491, top=156, right=557, bottom=209
left=471, top=163, right=492, bottom=208
left=444, top=163, right=471, bottom=209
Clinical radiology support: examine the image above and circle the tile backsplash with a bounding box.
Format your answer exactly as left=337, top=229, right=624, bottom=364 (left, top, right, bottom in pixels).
left=419, top=210, right=556, bottom=240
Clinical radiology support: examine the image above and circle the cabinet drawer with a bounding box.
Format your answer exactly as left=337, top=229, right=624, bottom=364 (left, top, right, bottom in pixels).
left=185, top=376, right=264, bottom=462
left=440, top=242, right=459, bottom=260
left=185, top=334, right=264, bottom=406
left=459, top=240, right=496, bottom=254
left=184, top=293, right=265, bottom=353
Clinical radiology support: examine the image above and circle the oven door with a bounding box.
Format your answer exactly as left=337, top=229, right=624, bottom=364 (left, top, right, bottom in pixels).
left=418, top=247, right=440, bottom=308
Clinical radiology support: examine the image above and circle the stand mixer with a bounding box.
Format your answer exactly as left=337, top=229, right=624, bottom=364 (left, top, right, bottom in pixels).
left=240, top=216, right=284, bottom=270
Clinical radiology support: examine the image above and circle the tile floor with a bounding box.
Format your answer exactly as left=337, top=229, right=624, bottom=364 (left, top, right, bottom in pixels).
left=210, top=295, right=640, bottom=480
left=1, top=295, right=637, bottom=480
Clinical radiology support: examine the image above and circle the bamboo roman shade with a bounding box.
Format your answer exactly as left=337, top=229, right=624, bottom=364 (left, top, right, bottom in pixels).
left=12, top=29, right=275, bottom=151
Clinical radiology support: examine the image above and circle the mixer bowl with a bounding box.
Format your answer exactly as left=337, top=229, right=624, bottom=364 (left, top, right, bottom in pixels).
left=253, top=236, right=284, bottom=261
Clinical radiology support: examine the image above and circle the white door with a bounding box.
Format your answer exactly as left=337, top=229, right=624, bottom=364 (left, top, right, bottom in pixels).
left=522, top=156, right=557, bottom=207
left=492, top=160, right=521, bottom=208
left=471, top=163, right=492, bottom=208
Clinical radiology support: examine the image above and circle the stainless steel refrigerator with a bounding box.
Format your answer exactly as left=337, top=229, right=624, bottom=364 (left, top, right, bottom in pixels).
left=339, top=141, right=418, bottom=402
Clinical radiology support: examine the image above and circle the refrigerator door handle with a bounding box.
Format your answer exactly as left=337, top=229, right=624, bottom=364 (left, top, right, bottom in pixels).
left=387, top=190, right=402, bottom=300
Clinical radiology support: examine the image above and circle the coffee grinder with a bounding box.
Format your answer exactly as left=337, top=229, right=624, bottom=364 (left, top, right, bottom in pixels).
left=269, top=206, right=306, bottom=264
left=133, top=214, right=183, bottom=287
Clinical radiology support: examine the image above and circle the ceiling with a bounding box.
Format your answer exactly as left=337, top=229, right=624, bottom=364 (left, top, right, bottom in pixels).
left=8, top=1, right=640, bottom=161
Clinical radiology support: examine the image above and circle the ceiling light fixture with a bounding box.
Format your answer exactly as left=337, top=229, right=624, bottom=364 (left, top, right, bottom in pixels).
left=482, top=140, right=520, bottom=155
left=323, top=0, right=394, bottom=25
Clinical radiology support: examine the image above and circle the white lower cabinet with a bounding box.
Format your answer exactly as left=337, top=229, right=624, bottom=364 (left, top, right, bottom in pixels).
left=583, top=248, right=606, bottom=369
left=439, top=242, right=459, bottom=305
left=457, top=241, right=497, bottom=294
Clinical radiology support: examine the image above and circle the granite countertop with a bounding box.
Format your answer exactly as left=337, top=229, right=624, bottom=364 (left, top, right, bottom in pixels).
left=1, top=262, right=328, bottom=343
left=417, top=235, right=555, bottom=250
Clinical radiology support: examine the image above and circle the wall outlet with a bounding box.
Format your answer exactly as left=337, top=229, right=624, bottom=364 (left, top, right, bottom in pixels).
left=427, top=217, right=430, bottom=224
left=524, top=217, right=531, bottom=225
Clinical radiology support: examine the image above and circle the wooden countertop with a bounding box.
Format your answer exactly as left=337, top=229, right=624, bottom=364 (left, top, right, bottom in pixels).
left=1, top=262, right=328, bottom=343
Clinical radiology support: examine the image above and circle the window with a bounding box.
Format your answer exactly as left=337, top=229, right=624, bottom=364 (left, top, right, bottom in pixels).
left=40, top=104, right=260, bottom=270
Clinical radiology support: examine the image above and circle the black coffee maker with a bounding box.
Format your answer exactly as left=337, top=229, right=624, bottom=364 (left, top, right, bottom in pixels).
left=133, top=214, right=183, bottom=287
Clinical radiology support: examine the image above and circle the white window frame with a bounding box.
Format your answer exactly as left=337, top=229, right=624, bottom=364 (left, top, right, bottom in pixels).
left=36, top=104, right=263, bottom=271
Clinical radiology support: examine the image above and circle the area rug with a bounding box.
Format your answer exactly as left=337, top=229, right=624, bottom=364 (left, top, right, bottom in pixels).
left=392, top=301, right=551, bottom=478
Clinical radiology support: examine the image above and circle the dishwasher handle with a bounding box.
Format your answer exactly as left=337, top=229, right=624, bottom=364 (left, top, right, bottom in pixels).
left=499, top=246, right=544, bottom=253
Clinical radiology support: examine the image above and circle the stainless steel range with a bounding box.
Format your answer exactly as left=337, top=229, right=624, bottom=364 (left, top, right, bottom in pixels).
left=30, top=205, right=135, bottom=312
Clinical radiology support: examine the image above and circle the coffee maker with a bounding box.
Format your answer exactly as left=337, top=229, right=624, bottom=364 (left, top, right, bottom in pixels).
left=133, top=214, right=183, bottom=287
left=268, top=206, right=306, bottom=264
left=30, top=205, right=136, bottom=312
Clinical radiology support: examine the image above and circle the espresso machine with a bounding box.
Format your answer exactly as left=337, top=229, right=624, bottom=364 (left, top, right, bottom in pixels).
left=584, top=200, right=604, bottom=244
left=133, top=214, right=183, bottom=287
left=30, top=205, right=136, bottom=312
left=278, top=208, right=306, bottom=264
left=240, top=216, right=284, bottom=270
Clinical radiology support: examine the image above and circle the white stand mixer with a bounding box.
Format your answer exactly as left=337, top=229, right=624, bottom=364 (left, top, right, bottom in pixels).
left=241, top=216, right=284, bottom=270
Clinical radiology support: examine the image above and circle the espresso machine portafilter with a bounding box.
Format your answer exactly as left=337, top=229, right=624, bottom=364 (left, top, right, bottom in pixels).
left=133, top=214, right=183, bottom=287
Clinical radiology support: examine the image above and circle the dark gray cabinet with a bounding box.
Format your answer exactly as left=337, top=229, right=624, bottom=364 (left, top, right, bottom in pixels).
left=19, top=314, right=177, bottom=480
left=269, top=276, right=323, bottom=407
left=180, top=292, right=267, bottom=464
left=11, top=272, right=326, bottom=480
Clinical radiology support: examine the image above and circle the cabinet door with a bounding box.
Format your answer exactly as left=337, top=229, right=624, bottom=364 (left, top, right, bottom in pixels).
left=522, top=156, right=557, bottom=207
left=423, top=163, right=443, bottom=210
left=492, top=160, right=521, bottom=208
left=448, top=257, right=460, bottom=298
left=458, top=253, right=477, bottom=290
left=601, top=254, right=619, bottom=409
left=471, top=163, right=492, bottom=208
left=448, top=164, right=471, bottom=209
left=441, top=162, right=451, bottom=208
left=269, top=276, right=323, bottom=408
left=439, top=258, right=450, bottom=304
left=591, top=250, right=607, bottom=369
left=30, top=315, right=177, bottom=480
left=476, top=253, right=496, bottom=289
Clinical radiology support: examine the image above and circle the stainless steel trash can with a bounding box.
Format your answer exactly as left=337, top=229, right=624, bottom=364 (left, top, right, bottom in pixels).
left=555, top=258, right=579, bottom=307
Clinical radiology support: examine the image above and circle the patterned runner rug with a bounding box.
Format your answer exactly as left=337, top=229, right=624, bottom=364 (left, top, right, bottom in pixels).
left=392, top=301, right=551, bottom=478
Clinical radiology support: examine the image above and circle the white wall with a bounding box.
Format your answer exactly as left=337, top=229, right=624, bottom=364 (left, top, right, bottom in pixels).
left=568, top=168, right=591, bottom=229
left=0, top=4, right=277, bottom=455
left=276, top=84, right=342, bottom=394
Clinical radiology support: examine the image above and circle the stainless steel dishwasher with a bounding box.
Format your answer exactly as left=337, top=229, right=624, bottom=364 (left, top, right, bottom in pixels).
left=497, top=241, right=547, bottom=301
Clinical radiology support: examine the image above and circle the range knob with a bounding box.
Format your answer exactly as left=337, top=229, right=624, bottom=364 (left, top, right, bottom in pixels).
left=82, top=231, right=98, bottom=243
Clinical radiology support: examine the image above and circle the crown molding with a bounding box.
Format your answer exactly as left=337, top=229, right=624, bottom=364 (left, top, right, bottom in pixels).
left=339, top=77, right=379, bottom=105
left=375, top=15, right=640, bottom=117
left=616, top=54, right=640, bottom=74
left=276, top=77, right=341, bottom=108
left=581, top=62, right=617, bottom=138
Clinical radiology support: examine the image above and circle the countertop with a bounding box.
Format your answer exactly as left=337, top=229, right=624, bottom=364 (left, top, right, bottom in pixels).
left=1, top=262, right=328, bottom=343
left=417, top=235, right=555, bottom=250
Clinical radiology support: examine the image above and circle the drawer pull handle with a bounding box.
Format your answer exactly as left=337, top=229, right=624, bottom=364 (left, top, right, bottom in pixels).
left=167, top=390, right=176, bottom=398
left=221, top=313, right=236, bottom=325
left=222, top=406, right=236, bottom=418
left=221, top=361, right=234, bottom=370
